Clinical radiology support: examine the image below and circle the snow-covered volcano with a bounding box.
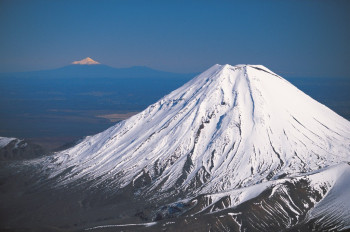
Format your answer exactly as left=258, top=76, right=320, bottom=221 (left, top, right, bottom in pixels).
left=72, top=57, right=100, bottom=65
left=2, top=64, right=350, bottom=231
left=46, top=64, right=350, bottom=196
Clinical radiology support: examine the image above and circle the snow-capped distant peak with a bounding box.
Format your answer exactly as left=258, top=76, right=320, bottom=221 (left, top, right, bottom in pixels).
left=72, top=57, right=100, bottom=65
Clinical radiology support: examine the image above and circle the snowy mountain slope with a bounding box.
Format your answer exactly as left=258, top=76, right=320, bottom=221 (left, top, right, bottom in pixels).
left=43, top=64, right=350, bottom=197
left=85, top=163, right=350, bottom=231
left=158, top=163, right=350, bottom=216
left=303, top=163, right=350, bottom=231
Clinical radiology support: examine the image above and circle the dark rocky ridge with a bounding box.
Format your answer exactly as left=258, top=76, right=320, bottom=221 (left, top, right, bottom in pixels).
left=0, top=139, right=45, bottom=161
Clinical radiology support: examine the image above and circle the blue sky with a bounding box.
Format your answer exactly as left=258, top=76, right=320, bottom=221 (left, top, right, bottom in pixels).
left=0, top=0, right=349, bottom=77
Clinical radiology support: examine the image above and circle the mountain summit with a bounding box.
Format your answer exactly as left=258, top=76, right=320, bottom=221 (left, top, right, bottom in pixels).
left=72, top=57, right=100, bottom=65
left=47, top=64, right=350, bottom=194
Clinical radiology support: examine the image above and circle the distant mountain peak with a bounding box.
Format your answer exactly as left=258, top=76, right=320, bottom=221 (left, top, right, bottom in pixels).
left=72, top=57, right=100, bottom=65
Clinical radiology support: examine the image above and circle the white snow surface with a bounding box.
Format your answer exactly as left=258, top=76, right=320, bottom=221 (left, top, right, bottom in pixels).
left=168, top=163, right=350, bottom=216
left=305, top=163, right=350, bottom=229
left=72, top=57, right=100, bottom=65
left=85, top=222, right=157, bottom=230
left=0, top=137, right=16, bottom=148
left=43, top=64, right=350, bottom=195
